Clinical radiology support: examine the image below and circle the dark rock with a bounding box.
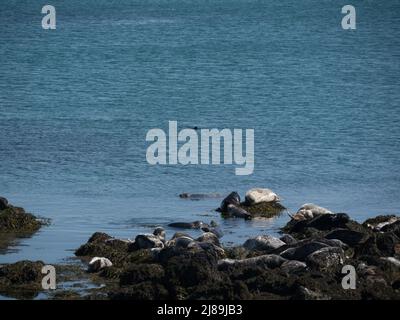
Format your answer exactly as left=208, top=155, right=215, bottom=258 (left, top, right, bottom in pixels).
left=0, top=206, right=42, bottom=233
left=109, top=282, right=169, bottom=300
left=119, top=264, right=165, bottom=285
left=0, top=260, right=45, bottom=299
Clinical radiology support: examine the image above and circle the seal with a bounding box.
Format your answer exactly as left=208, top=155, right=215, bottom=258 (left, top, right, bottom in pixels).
left=219, top=192, right=241, bottom=212
left=179, top=193, right=221, bottom=200
left=0, top=197, right=9, bottom=211
left=245, top=188, right=281, bottom=205
left=168, top=221, right=207, bottom=229
left=292, top=203, right=333, bottom=220
left=226, top=204, right=252, bottom=220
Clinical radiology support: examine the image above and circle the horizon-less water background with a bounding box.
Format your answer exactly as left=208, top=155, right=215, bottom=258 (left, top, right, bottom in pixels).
left=1, top=0, right=400, bottom=264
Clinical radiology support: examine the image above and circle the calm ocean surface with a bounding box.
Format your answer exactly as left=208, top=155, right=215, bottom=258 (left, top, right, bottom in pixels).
left=1, top=0, right=400, bottom=263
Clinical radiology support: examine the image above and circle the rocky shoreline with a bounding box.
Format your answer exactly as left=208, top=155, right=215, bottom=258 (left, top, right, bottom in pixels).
left=0, top=197, right=47, bottom=253
left=1, top=191, right=400, bottom=300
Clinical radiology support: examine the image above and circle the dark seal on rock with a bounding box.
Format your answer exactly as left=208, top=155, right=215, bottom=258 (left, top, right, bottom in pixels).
left=0, top=197, right=9, bottom=211
left=219, top=192, right=241, bottom=212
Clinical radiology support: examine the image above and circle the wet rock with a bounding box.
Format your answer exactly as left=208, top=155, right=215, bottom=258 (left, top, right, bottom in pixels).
left=161, top=248, right=220, bottom=288
left=283, top=213, right=350, bottom=235
left=238, top=201, right=285, bottom=217
left=119, top=264, right=165, bottom=285
left=0, top=260, right=45, bottom=299
left=109, top=282, right=169, bottom=300
left=226, top=204, right=252, bottom=220
left=196, top=232, right=220, bottom=247
left=0, top=206, right=42, bottom=233
left=219, top=192, right=241, bottom=212
left=0, top=197, right=9, bottom=211
left=280, top=260, right=307, bottom=274
left=305, top=247, right=345, bottom=271
left=245, top=188, right=280, bottom=205
left=280, top=241, right=330, bottom=261
left=243, top=235, right=285, bottom=253
left=88, top=257, right=112, bottom=272
left=218, top=254, right=286, bottom=271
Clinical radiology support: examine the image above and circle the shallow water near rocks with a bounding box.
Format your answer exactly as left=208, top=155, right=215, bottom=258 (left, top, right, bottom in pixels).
left=1, top=0, right=400, bottom=265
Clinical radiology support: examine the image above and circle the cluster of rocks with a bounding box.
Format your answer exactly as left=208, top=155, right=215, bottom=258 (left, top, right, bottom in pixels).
left=217, top=188, right=285, bottom=219
left=1, top=192, right=400, bottom=300
left=0, top=197, right=45, bottom=251
left=72, top=207, right=400, bottom=299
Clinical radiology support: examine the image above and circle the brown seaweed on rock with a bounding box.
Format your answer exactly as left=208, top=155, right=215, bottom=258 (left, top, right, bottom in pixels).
left=0, top=198, right=47, bottom=252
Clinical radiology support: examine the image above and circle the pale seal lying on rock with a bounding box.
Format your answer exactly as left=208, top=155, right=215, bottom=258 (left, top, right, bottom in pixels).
left=243, top=235, right=285, bottom=253
left=218, top=254, right=286, bottom=270
left=245, top=188, right=281, bottom=205
left=292, top=203, right=333, bottom=221
left=88, top=257, right=113, bottom=272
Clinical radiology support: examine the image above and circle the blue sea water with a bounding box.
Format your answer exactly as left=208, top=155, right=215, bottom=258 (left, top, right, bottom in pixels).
left=0, top=0, right=400, bottom=264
